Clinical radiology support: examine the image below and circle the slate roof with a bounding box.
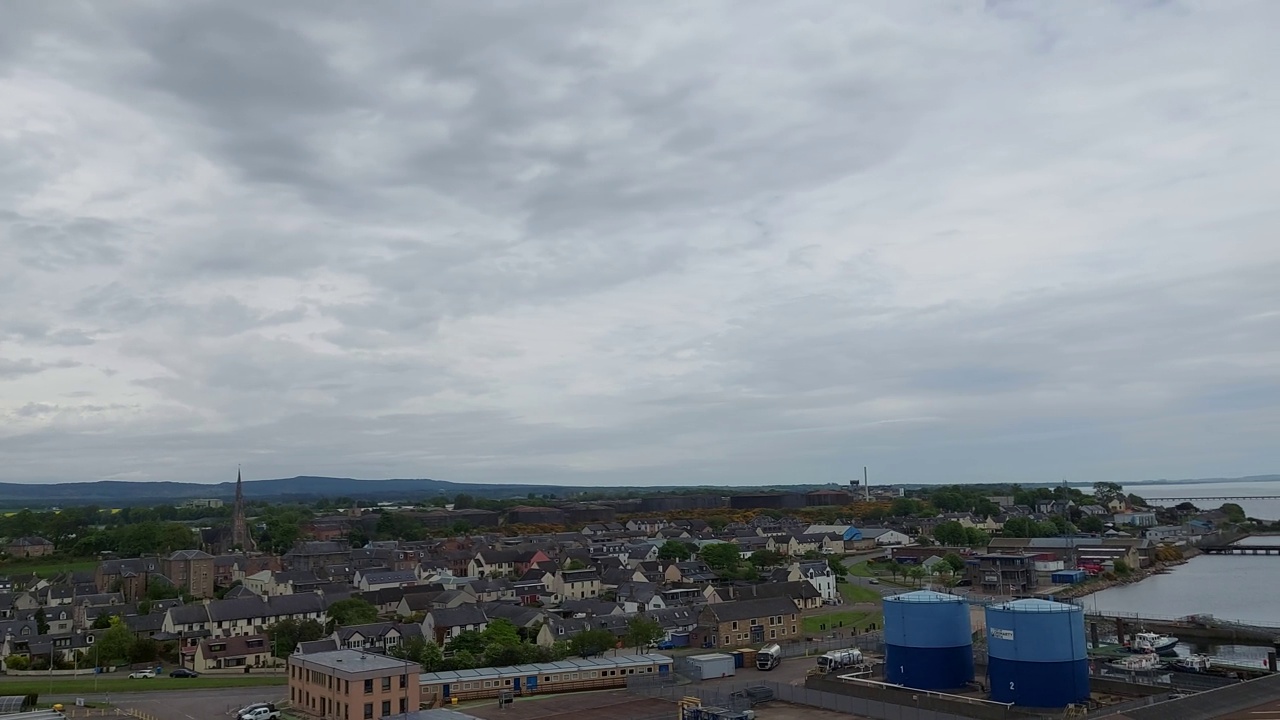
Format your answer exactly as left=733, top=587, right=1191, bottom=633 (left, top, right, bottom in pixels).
left=702, top=597, right=798, bottom=623
left=428, top=605, right=488, bottom=628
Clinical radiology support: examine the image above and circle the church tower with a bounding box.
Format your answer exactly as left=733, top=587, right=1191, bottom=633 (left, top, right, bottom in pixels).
left=231, top=468, right=254, bottom=551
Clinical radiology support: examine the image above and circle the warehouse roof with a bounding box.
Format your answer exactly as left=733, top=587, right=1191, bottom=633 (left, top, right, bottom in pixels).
left=418, top=653, right=672, bottom=684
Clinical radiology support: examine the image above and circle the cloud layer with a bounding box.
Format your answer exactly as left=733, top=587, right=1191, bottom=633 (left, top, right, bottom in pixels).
left=2, top=1, right=1278, bottom=486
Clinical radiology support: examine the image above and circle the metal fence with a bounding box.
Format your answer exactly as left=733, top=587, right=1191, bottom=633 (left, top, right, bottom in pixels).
left=777, top=630, right=886, bottom=659
left=629, top=676, right=995, bottom=720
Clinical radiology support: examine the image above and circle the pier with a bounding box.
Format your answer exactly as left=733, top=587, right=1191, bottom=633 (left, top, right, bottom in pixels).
left=1203, top=544, right=1280, bottom=555
left=1084, top=610, right=1280, bottom=648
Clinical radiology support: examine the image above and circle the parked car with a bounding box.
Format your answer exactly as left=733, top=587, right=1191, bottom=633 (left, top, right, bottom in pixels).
left=128, top=669, right=156, bottom=679
left=237, top=703, right=279, bottom=720
left=170, top=668, right=199, bottom=678
left=656, top=640, right=676, bottom=650
left=868, top=578, right=880, bottom=584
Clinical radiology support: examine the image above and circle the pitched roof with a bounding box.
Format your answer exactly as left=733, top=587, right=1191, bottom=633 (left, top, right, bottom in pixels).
left=702, top=597, right=798, bottom=623
left=200, top=634, right=271, bottom=659
left=428, top=605, right=488, bottom=628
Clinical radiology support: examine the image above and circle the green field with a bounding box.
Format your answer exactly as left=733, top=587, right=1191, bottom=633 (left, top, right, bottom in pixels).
left=838, top=583, right=882, bottom=603
left=0, top=675, right=286, bottom=696
left=0, top=558, right=99, bottom=577
left=802, top=610, right=881, bottom=634
left=844, top=560, right=875, bottom=577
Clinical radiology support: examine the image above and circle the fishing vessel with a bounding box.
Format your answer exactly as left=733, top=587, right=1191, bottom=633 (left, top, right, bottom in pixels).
left=1126, top=631, right=1179, bottom=655
left=1169, top=654, right=1212, bottom=673
left=1108, top=653, right=1167, bottom=672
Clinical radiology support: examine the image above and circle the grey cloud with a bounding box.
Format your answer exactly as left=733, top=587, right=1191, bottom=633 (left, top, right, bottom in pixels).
left=1, top=1, right=1278, bottom=485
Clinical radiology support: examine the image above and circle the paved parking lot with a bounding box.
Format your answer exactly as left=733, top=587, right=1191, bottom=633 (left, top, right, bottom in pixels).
left=48, top=687, right=287, bottom=720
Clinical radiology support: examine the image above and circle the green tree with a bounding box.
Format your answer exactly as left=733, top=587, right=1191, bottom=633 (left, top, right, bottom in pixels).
left=34, top=607, right=49, bottom=636
left=906, top=565, right=926, bottom=587
left=699, top=543, right=742, bottom=571
left=480, top=618, right=522, bottom=649
left=94, top=616, right=134, bottom=665
left=1078, top=515, right=1104, bottom=533
left=932, top=521, right=967, bottom=546
left=748, top=550, right=785, bottom=568
left=890, top=498, right=923, bottom=517
left=625, top=615, right=665, bottom=653
left=266, top=619, right=325, bottom=658
left=1113, top=559, right=1132, bottom=575
left=445, top=630, right=488, bottom=657
left=569, top=628, right=618, bottom=657
left=564, top=559, right=587, bottom=571
left=657, top=540, right=692, bottom=562
left=1001, top=517, right=1036, bottom=538
left=1035, top=520, right=1060, bottom=537
left=326, top=598, right=379, bottom=629
left=1221, top=503, right=1247, bottom=524
left=942, top=553, right=967, bottom=573
left=1092, top=482, right=1124, bottom=507
left=826, top=556, right=847, bottom=579
left=962, top=527, right=991, bottom=547
left=91, top=613, right=116, bottom=630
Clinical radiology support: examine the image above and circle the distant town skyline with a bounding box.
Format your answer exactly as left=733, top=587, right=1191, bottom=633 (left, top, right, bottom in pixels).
left=2, top=3, right=1278, bottom=486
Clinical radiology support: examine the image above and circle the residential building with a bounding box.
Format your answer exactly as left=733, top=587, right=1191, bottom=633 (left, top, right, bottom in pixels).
left=289, top=649, right=419, bottom=720
left=555, top=569, right=602, bottom=600
left=192, top=634, right=278, bottom=672
left=162, top=550, right=216, bottom=599
left=698, top=597, right=801, bottom=647
left=422, top=605, right=488, bottom=645
left=1114, top=512, right=1158, bottom=528
left=967, top=554, right=1038, bottom=595
left=5, top=537, right=54, bottom=558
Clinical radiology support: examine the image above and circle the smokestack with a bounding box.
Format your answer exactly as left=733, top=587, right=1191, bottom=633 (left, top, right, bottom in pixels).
left=863, top=467, right=870, bottom=501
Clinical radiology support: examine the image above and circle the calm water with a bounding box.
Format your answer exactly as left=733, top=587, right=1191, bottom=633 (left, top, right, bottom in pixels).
left=1136, top=480, right=1280, bottom=521
left=1081, top=552, right=1279, bottom=667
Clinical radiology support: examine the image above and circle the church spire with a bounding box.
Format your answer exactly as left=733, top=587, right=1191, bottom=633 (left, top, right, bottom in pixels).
left=231, top=466, right=253, bottom=551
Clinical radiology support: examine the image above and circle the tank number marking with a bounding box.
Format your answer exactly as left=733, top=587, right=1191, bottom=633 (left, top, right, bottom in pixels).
left=1009, top=682, right=1015, bottom=691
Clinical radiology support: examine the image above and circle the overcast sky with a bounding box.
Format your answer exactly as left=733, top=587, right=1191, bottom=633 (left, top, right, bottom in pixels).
left=2, top=1, right=1278, bottom=488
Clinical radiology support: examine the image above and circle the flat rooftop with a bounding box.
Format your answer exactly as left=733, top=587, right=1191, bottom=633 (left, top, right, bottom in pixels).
left=291, top=649, right=417, bottom=674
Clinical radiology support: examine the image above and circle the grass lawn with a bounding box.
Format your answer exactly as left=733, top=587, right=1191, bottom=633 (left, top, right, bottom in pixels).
left=0, top=558, right=99, bottom=578
left=0, top=675, right=286, bottom=696
left=838, top=583, right=882, bottom=603
left=802, top=610, right=881, bottom=634
left=844, top=561, right=875, bottom=577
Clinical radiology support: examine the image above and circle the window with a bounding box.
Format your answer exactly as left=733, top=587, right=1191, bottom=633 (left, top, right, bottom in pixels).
left=400, top=674, right=407, bottom=688
left=363, top=703, right=373, bottom=719
left=381, top=676, right=391, bottom=691
left=770, top=630, right=776, bottom=639
left=364, top=679, right=373, bottom=694
left=381, top=701, right=391, bottom=717
left=731, top=621, right=738, bottom=630
left=400, top=699, right=408, bottom=714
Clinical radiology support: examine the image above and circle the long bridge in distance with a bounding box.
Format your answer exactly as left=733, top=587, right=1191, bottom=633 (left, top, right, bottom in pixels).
left=1148, top=495, right=1280, bottom=501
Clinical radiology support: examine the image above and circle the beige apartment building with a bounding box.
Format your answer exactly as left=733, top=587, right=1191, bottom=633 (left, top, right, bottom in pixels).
left=289, top=649, right=420, bottom=719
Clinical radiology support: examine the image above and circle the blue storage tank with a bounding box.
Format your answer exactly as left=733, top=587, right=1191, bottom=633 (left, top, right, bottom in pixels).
left=883, top=590, right=974, bottom=690
left=985, top=599, right=1089, bottom=707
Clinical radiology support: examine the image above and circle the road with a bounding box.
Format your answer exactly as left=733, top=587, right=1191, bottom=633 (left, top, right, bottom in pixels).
left=43, top=687, right=287, bottom=720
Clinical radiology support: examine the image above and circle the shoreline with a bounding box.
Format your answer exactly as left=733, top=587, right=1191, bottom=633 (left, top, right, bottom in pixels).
left=1054, top=550, right=1198, bottom=600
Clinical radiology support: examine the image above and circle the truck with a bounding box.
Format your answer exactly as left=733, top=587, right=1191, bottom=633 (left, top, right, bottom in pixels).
left=236, top=703, right=280, bottom=720
left=755, top=643, right=782, bottom=671
left=816, top=648, right=863, bottom=673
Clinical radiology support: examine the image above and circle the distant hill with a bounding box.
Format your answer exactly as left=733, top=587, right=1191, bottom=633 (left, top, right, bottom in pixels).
left=0, top=476, right=577, bottom=506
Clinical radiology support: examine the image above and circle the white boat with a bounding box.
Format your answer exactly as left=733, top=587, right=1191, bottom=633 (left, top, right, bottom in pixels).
left=1109, top=653, right=1166, bottom=672
left=1169, top=654, right=1212, bottom=673
left=1127, top=631, right=1179, bottom=655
